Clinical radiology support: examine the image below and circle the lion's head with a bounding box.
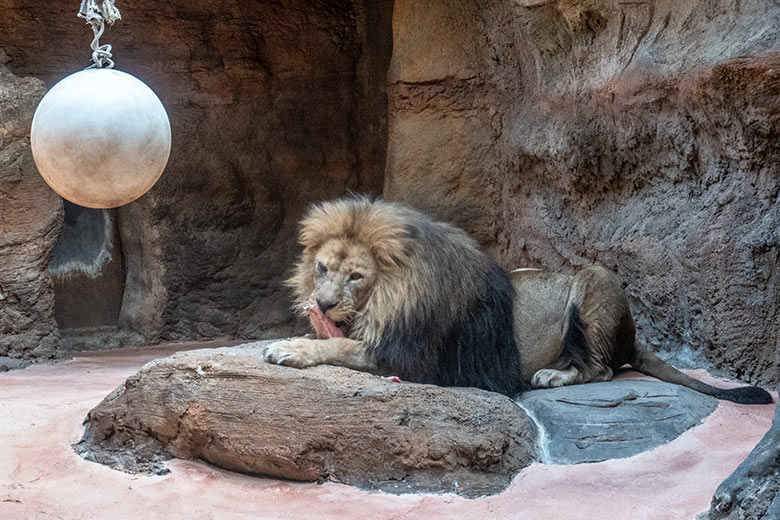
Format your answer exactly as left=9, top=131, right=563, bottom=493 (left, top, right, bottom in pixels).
left=287, top=196, right=523, bottom=395
left=288, top=197, right=416, bottom=343
left=305, top=237, right=377, bottom=329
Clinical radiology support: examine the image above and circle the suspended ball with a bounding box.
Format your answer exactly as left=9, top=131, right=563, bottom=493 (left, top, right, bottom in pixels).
left=31, top=68, right=171, bottom=209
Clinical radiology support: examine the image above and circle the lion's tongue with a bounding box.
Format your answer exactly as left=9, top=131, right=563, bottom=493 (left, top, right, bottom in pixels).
left=305, top=303, right=344, bottom=339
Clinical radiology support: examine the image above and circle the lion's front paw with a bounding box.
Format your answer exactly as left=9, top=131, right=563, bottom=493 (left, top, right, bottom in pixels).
left=263, top=339, right=318, bottom=368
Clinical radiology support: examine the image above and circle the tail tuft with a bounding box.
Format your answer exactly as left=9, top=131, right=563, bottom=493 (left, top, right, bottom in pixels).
left=714, top=386, right=773, bottom=405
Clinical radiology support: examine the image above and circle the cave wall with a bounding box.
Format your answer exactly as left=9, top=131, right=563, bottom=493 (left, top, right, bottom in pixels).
left=0, top=0, right=393, bottom=349
left=385, top=0, right=780, bottom=387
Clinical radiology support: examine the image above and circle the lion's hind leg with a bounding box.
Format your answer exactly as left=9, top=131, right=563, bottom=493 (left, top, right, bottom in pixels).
left=589, top=365, right=613, bottom=382
left=530, top=349, right=614, bottom=390
left=530, top=303, right=591, bottom=389
left=529, top=294, right=617, bottom=389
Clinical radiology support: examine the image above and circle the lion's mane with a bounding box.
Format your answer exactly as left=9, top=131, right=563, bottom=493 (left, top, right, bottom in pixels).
left=288, top=197, right=523, bottom=396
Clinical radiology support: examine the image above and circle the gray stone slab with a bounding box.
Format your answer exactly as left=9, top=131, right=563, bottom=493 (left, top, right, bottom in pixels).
left=516, top=379, right=719, bottom=465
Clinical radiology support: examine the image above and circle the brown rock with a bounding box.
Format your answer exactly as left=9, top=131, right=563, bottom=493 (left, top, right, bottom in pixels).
left=74, top=343, right=538, bottom=497
left=0, top=59, right=63, bottom=359
left=384, top=0, right=780, bottom=387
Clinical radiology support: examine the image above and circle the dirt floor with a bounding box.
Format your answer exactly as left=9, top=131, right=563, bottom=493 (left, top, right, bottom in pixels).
left=0, top=342, right=776, bottom=520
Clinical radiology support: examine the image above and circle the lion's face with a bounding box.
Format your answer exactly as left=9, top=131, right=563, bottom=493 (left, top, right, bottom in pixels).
left=309, top=237, right=378, bottom=326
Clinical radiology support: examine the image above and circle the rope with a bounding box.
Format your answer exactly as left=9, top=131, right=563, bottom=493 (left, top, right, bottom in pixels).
left=78, top=0, right=122, bottom=69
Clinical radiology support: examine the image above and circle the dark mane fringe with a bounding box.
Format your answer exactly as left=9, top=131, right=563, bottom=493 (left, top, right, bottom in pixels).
left=366, top=204, right=524, bottom=396
left=438, top=263, right=525, bottom=395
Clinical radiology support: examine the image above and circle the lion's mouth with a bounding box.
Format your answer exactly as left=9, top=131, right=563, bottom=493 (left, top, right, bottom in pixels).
left=333, top=320, right=350, bottom=337
left=304, top=302, right=347, bottom=339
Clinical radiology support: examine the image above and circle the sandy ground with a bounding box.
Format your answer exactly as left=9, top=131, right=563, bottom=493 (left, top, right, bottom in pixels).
left=0, top=342, right=776, bottom=520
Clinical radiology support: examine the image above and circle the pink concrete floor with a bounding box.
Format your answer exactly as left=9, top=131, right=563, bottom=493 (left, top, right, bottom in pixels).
left=0, top=342, right=776, bottom=520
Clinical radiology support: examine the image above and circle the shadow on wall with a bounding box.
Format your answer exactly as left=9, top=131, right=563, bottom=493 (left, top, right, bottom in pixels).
left=48, top=201, right=125, bottom=350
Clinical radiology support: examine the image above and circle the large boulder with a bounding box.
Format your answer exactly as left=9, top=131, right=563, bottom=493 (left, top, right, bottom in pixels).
left=0, top=54, right=63, bottom=360
left=74, top=344, right=539, bottom=498
left=75, top=343, right=740, bottom=497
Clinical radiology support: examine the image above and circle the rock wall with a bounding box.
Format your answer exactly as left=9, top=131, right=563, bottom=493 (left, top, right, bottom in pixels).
left=0, top=0, right=393, bottom=349
left=0, top=55, right=63, bottom=359
left=385, top=0, right=780, bottom=387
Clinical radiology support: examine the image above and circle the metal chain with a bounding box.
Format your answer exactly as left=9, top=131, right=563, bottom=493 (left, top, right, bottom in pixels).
left=77, top=0, right=122, bottom=69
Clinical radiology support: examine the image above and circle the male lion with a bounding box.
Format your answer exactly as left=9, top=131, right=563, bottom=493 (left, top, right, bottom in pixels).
left=264, top=197, right=772, bottom=404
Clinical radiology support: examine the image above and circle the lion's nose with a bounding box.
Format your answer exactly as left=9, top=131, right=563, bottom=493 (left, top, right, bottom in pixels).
left=316, top=299, right=338, bottom=313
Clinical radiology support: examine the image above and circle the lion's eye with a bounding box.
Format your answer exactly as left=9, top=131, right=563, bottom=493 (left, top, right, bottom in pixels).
left=317, top=262, right=328, bottom=276
left=349, top=272, right=363, bottom=281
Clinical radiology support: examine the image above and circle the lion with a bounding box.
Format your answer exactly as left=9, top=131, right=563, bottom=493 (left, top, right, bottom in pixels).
left=264, top=197, right=772, bottom=404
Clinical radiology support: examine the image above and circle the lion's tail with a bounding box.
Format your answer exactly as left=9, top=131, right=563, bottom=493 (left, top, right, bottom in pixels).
left=629, top=345, right=773, bottom=405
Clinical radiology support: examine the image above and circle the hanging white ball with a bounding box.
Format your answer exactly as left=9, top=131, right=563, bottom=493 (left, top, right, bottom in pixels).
left=31, top=68, right=171, bottom=209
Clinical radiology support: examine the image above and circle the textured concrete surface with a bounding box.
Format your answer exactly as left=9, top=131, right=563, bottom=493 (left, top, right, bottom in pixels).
left=0, top=342, right=775, bottom=519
